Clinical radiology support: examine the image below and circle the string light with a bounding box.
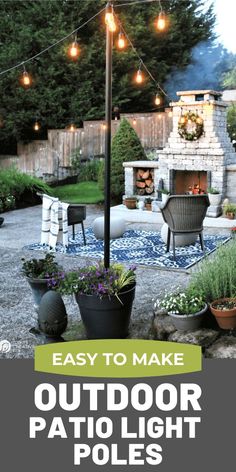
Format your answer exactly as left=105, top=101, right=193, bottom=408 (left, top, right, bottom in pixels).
left=68, top=36, right=80, bottom=59
left=154, top=93, right=161, bottom=106
left=101, top=123, right=107, bottom=129
left=155, top=1, right=167, bottom=31
left=105, top=4, right=116, bottom=32
left=168, top=110, right=173, bottom=117
left=117, top=31, right=126, bottom=49
left=132, top=118, right=137, bottom=125
left=33, top=120, right=40, bottom=131
left=135, top=65, right=144, bottom=84
left=68, top=123, right=76, bottom=132
left=20, top=66, right=32, bottom=88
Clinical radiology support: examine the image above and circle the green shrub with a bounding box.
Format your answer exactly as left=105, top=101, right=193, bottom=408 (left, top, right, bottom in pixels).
left=98, top=118, right=147, bottom=200
left=227, top=104, right=236, bottom=143
left=188, top=241, right=236, bottom=302
left=79, top=159, right=103, bottom=182
left=0, top=167, right=51, bottom=201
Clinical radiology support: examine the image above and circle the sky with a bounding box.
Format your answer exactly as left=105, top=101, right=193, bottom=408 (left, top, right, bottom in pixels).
left=212, top=0, right=236, bottom=53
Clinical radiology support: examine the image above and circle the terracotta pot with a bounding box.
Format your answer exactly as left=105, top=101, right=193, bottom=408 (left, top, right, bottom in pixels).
left=145, top=203, right=152, bottom=211
left=125, top=198, right=137, bottom=210
left=209, top=298, right=236, bottom=329
left=226, top=212, right=235, bottom=220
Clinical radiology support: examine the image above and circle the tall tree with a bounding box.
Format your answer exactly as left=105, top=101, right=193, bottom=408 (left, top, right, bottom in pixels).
left=0, top=0, right=215, bottom=149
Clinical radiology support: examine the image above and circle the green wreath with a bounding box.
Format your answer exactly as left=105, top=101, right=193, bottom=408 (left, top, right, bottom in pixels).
left=178, top=111, right=204, bottom=141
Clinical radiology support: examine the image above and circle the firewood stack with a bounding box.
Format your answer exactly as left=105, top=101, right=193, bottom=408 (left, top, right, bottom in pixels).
left=136, top=168, right=154, bottom=195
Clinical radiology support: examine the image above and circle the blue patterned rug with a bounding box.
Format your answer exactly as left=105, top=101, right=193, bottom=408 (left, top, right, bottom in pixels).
left=24, top=228, right=231, bottom=270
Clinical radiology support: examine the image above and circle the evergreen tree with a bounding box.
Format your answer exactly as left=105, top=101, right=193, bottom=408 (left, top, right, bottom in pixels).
left=0, top=0, right=216, bottom=149
left=99, top=118, right=146, bottom=200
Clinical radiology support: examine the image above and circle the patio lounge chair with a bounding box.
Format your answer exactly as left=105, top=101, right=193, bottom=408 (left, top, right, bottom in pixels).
left=160, top=194, right=210, bottom=260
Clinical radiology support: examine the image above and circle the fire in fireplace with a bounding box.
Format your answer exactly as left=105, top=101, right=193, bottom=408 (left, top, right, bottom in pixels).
left=172, top=170, right=208, bottom=195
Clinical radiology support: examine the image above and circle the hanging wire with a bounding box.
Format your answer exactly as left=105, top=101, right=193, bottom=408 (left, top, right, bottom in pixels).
left=0, top=6, right=106, bottom=77
left=114, top=11, right=169, bottom=100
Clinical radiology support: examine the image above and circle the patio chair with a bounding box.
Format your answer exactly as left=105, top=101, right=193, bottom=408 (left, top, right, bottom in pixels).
left=160, top=194, right=210, bottom=260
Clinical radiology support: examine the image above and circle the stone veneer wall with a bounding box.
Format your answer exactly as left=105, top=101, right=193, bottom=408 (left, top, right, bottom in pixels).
left=158, top=91, right=236, bottom=199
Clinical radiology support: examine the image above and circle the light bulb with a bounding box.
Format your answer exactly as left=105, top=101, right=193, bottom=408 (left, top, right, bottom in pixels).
left=155, top=94, right=161, bottom=106
left=135, top=69, right=143, bottom=84
left=20, top=70, right=32, bottom=88
left=180, top=116, right=186, bottom=124
left=69, top=123, right=76, bottom=132
left=156, top=11, right=166, bottom=31
left=168, top=111, right=173, bottom=117
left=68, top=41, right=79, bottom=59
left=133, top=119, right=137, bottom=125
left=33, top=121, right=40, bottom=131
left=105, top=11, right=116, bottom=32
left=117, top=32, right=125, bottom=49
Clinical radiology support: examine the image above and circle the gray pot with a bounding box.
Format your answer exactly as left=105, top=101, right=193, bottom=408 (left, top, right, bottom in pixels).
left=26, top=277, right=50, bottom=313
left=169, top=304, right=207, bottom=331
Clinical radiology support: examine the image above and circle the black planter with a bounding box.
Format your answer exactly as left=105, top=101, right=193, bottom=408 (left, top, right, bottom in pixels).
left=0, top=217, right=4, bottom=227
left=75, top=284, right=136, bottom=339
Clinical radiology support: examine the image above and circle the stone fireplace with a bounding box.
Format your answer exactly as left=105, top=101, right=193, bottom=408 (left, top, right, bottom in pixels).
left=158, top=90, right=236, bottom=216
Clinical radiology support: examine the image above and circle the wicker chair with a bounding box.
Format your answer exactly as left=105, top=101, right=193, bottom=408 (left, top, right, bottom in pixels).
left=160, top=195, right=210, bottom=260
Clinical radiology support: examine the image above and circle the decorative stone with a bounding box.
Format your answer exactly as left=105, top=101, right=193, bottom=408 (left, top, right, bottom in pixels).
left=152, top=314, right=176, bottom=341
left=93, top=216, right=126, bottom=240
left=38, top=291, right=68, bottom=339
left=160, top=223, right=198, bottom=247
left=205, top=336, right=236, bottom=358
left=168, top=329, right=219, bottom=348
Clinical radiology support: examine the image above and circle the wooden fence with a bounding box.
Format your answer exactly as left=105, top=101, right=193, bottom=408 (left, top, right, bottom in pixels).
left=0, top=110, right=173, bottom=182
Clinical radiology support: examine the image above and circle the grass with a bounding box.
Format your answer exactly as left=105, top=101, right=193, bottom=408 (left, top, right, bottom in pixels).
left=52, top=181, right=104, bottom=204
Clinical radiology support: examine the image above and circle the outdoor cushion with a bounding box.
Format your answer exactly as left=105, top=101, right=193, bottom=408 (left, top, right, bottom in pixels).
left=93, top=216, right=126, bottom=240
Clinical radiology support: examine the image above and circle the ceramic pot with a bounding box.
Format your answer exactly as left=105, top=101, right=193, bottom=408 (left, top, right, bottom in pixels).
left=161, top=193, right=169, bottom=204
left=209, top=298, right=236, bottom=329
left=125, top=198, right=137, bottom=210
left=169, top=304, right=208, bottom=331
left=208, top=193, right=221, bottom=206
left=75, top=284, right=136, bottom=339
left=26, top=277, right=50, bottom=313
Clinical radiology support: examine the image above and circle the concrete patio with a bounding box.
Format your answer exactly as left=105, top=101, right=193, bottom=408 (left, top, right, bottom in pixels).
left=0, top=204, right=235, bottom=359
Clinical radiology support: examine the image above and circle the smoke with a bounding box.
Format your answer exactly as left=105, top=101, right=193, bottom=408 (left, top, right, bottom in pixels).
left=165, top=40, right=233, bottom=100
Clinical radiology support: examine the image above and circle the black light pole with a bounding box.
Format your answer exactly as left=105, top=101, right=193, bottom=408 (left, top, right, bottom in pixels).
left=104, top=2, right=113, bottom=268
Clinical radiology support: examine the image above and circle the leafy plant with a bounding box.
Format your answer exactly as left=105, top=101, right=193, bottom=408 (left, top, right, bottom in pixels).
left=79, top=159, right=103, bottom=182
left=145, top=197, right=152, bottom=204
left=189, top=241, right=236, bottom=302
left=0, top=167, right=51, bottom=202
left=155, top=289, right=205, bottom=315
left=161, top=188, right=170, bottom=195
left=207, top=187, right=219, bottom=194
left=50, top=262, right=136, bottom=301
left=98, top=118, right=147, bottom=200
left=224, top=203, right=236, bottom=214
left=21, top=254, right=62, bottom=279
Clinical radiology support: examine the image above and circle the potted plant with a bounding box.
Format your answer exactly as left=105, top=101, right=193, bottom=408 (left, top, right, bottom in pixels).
left=207, top=187, right=221, bottom=206
left=21, top=254, right=63, bottom=312
left=161, top=189, right=170, bottom=204
left=52, top=262, right=136, bottom=339
left=231, top=227, right=236, bottom=239
left=209, top=298, right=236, bottom=329
left=145, top=197, right=153, bottom=211
left=155, top=289, right=207, bottom=331
left=224, top=203, right=236, bottom=220
left=124, top=196, right=137, bottom=210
